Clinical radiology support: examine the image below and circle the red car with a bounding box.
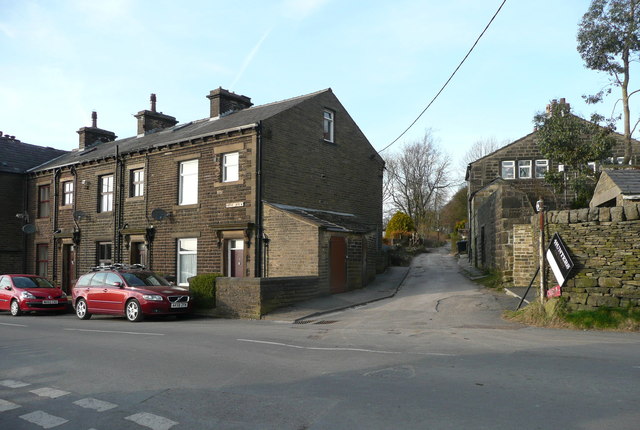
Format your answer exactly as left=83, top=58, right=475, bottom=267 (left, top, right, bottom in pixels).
left=72, top=265, right=193, bottom=322
left=0, top=274, right=69, bottom=316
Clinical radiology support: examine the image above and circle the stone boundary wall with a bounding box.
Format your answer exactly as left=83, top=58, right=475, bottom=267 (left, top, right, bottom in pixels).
left=512, top=225, right=536, bottom=287
left=215, top=276, right=320, bottom=319
left=532, top=203, right=640, bottom=310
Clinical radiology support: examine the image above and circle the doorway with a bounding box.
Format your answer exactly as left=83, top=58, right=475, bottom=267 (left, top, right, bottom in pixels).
left=329, top=236, right=347, bottom=293
left=62, top=244, right=76, bottom=294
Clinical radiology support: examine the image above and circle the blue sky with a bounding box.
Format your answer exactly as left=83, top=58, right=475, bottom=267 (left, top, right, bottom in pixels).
left=0, top=0, right=632, bottom=179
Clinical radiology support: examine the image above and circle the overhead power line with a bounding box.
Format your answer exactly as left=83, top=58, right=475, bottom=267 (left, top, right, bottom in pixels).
left=379, top=0, right=508, bottom=153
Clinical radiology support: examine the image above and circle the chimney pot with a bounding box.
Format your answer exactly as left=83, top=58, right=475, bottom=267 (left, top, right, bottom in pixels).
left=150, top=93, right=157, bottom=112
left=135, top=94, right=177, bottom=136
left=91, top=111, right=97, bottom=128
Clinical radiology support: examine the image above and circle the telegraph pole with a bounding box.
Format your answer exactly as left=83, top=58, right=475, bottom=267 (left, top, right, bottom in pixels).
left=537, top=197, right=546, bottom=302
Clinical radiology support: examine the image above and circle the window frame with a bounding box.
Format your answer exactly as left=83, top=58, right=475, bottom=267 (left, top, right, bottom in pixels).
left=222, top=152, right=239, bottom=183
left=130, top=168, right=145, bottom=198
left=535, top=159, right=549, bottom=179
left=518, top=160, right=532, bottom=179
left=177, top=238, right=197, bottom=286
left=501, top=160, right=515, bottom=180
left=97, top=242, right=113, bottom=266
left=179, top=159, right=198, bottom=205
left=36, top=243, right=49, bottom=277
left=62, top=181, right=74, bottom=206
left=323, top=109, right=335, bottom=142
left=99, top=175, right=114, bottom=213
left=38, top=184, right=51, bottom=218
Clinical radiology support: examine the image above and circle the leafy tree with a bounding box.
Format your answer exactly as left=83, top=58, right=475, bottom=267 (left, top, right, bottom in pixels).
left=385, top=211, right=415, bottom=239
left=384, top=130, right=452, bottom=237
left=440, top=186, right=467, bottom=234
left=577, top=0, right=640, bottom=164
left=534, top=101, right=616, bottom=207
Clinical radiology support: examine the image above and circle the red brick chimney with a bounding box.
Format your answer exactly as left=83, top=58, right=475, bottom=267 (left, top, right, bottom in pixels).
left=134, top=93, right=178, bottom=136
left=206, top=88, right=252, bottom=119
left=546, top=98, right=571, bottom=116
left=77, top=111, right=117, bottom=150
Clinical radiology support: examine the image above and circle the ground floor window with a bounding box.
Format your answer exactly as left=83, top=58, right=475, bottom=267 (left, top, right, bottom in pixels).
left=177, top=238, right=197, bottom=286
left=36, top=244, right=49, bottom=277
left=97, top=242, right=113, bottom=266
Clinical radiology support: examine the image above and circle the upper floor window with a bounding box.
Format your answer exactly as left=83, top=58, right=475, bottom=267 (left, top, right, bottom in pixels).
left=535, top=160, right=548, bottom=179
left=130, top=168, right=144, bottom=197
left=36, top=244, right=49, bottom=277
left=518, top=160, right=532, bottom=179
left=62, top=181, right=74, bottom=206
left=223, top=152, right=239, bottom=182
left=501, top=161, right=515, bottom=179
left=38, top=185, right=50, bottom=218
left=179, top=159, right=198, bottom=205
left=99, top=175, right=114, bottom=212
left=323, top=109, right=334, bottom=142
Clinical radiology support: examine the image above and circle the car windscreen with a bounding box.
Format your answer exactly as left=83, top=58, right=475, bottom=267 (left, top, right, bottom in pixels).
left=121, top=272, right=171, bottom=287
left=13, top=277, right=55, bottom=288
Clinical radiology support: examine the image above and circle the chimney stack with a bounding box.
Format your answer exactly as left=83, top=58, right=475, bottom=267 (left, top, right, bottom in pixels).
left=77, top=111, right=116, bottom=150
left=207, top=87, right=252, bottom=119
left=546, top=98, right=570, bottom=116
left=134, top=93, right=177, bottom=136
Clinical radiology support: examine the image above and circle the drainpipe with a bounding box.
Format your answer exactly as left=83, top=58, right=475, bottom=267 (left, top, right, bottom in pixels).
left=113, top=145, right=123, bottom=263
left=71, top=166, right=79, bottom=282
left=51, top=169, right=61, bottom=283
left=21, top=175, right=30, bottom=273
left=255, top=121, right=264, bottom=277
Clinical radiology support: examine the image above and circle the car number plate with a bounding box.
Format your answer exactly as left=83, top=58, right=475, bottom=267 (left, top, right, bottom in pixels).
left=171, top=302, right=188, bottom=308
left=42, top=300, right=58, bottom=305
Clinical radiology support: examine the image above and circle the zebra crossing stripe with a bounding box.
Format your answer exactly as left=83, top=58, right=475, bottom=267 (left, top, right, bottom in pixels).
left=74, top=397, right=118, bottom=412
left=30, top=387, right=70, bottom=399
left=19, top=410, right=68, bottom=428
left=0, top=379, right=30, bottom=388
left=0, top=398, right=20, bottom=412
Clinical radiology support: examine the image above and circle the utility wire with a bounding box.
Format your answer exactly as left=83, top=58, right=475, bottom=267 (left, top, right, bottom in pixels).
left=379, top=0, right=508, bottom=153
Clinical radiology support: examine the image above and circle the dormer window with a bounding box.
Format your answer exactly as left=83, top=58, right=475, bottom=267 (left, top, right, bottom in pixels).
left=323, top=109, right=334, bottom=142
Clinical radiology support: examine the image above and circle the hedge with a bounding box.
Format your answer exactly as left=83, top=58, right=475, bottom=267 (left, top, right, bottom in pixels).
left=188, top=273, right=222, bottom=309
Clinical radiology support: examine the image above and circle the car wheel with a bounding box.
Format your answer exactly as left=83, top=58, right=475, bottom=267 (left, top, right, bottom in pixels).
left=10, top=300, right=22, bottom=317
left=75, top=298, right=92, bottom=320
left=125, top=299, right=144, bottom=322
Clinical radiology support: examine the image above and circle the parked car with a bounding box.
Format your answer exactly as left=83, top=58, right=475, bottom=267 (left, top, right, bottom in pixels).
left=0, top=274, right=69, bottom=316
left=72, top=264, right=192, bottom=322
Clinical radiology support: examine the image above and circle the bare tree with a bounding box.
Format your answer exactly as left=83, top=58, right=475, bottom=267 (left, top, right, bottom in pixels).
left=384, top=130, right=452, bottom=237
left=461, top=136, right=508, bottom=170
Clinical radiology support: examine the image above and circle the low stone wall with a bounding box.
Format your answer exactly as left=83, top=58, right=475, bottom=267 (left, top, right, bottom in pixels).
left=215, top=276, right=321, bottom=319
left=533, top=203, right=640, bottom=310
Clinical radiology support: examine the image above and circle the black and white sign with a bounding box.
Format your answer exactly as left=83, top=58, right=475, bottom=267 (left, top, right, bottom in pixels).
left=545, top=233, right=574, bottom=287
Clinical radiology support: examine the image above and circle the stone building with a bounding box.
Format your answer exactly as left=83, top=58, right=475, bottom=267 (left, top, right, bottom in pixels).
left=590, top=168, right=640, bottom=208
left=0, top=133, right=67, bottom=275
left=21, top=88, right=384, bottom=300
left=465, top=99, right=640, bottom=283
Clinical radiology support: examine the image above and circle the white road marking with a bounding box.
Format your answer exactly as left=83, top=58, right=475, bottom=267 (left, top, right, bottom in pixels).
left=64, top=328, right=164, bottom=336
left=237, top=339, right=455, bottom=356
left=30, top=387, right=70, bottom=398
left=74, top=397, right=118, bottom=412
left=19, top=410, right=68, bottom=428
left=0, top=398, right=20, bottom=412
left=0, top=322, right=28, bottom=327
left=0, top=379, right=31, bottom=388
left=238, top=338, right=401, bottom=354
left=125, top=412, right=177, bottom=430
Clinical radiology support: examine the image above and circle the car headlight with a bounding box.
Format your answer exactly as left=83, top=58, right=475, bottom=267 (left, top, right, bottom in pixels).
left=20, top=291, right=36, bottom=299
left=142, top=294, right=163, bottom=301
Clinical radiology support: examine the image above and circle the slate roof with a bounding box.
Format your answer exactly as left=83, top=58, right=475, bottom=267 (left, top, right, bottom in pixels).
left=604, top=169, right=640, bottom=195
left=268, top=203, right=373, bottom=233
left=32, top=89, right=331, bottom=172
left=0, top=136, right=68, bottom=174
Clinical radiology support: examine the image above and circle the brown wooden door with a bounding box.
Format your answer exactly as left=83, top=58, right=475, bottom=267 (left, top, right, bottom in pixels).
left=62, top=244, right=75, bottom=294
left=228, top=239, right=245, bottom=277
left=330, top=236, right=347, bottom=293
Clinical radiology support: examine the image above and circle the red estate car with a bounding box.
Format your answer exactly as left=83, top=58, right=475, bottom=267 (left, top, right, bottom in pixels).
left=72, top=264, right=192, bottom=322
left=0, top=274, right=69, bottom=316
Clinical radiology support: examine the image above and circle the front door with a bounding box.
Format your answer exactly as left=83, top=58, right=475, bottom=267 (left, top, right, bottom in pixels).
left=228, top=239, right=245, bottom=277
left=62, top=244, right=75, bottom=294
left=130, top=241, right=147, bottom=267
left=330, top=236, right=347, bottom=293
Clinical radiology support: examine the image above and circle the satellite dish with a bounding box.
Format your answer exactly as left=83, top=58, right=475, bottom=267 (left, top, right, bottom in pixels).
left=22, top=224, right=36, bottom=234
left=73, top=210, right=86, bottom=221
left=151, top=208, right=168, bottom=221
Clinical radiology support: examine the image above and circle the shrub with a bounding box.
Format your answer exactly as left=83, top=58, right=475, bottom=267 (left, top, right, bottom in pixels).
left=188, top=273, right=221, bottom=309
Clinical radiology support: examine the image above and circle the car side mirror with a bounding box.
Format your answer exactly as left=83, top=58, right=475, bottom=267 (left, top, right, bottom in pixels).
left=110, top=281, right=124, bottom=288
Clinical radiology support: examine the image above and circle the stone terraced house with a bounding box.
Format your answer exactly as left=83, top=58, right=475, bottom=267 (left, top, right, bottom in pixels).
left=465, top=99, right=640, bottom=285
left=17, top=88, right=384, bottom=309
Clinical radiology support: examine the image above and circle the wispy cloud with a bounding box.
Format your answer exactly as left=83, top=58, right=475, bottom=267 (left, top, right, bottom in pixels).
left=229, top=26, right=273, bottom=90
left=280, top=0, right=330, bottom=20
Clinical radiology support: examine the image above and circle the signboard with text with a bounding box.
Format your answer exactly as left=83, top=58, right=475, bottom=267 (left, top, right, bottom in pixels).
left=545, top=233, right=574, bottom=287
